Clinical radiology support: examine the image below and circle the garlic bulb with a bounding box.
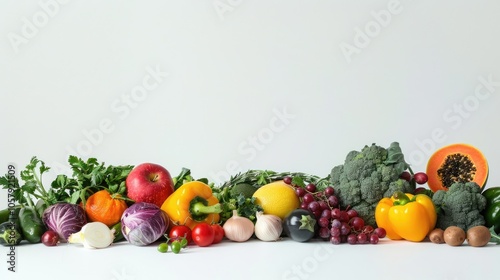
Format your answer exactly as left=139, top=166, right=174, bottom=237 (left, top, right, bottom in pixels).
left=254, top=211, right=283, bottom=241
left=223, top=210, right=254, bottom=242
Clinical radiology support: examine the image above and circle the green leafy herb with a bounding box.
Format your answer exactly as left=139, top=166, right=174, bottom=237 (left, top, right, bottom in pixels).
left=64, top=156, right=134, bottom=205
left=0, top=157, right=62, bottom=208
left=219, top=169, right=329, bottom=190
left=0, top=156, right=134, bottom=208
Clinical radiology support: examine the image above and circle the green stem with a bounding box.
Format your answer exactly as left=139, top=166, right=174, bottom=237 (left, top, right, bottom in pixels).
left=392, top=191, right=412, bottom=206
left=189, top=196, right=222, bottom=221
left=25, top=195, right=35, bottom=209
left=110, top=192, right=134, bottom=203
left=407, top=166, right=415, bottom=176
left=190, top=202, right=222, bottom=215
left=299, top=214, right=317, bottom=232
left=32, top=170, right=48, bottom=197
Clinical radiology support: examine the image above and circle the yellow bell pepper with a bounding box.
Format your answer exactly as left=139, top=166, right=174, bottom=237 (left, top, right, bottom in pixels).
left=160, top=181, right=221, bottom=229
left=375, top=191, right=437, bottom=242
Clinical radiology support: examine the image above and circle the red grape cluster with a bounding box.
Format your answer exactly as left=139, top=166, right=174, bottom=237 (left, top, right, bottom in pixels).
left=284, top=177, right=386, bottom=245
left=328, top=208, right=386, bottom=245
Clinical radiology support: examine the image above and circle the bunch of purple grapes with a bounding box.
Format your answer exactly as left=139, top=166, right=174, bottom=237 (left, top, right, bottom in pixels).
left=327, top=208, right=386, bottom=245
left=284, top=177, right=386, bottom=245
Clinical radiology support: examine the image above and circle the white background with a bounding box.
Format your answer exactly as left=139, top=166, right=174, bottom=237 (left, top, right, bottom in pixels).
left=1, top=1, right=500, bottom=279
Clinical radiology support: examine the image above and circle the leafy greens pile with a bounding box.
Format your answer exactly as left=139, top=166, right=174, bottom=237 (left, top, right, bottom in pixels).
left=1, top=156, right=134, bottom=213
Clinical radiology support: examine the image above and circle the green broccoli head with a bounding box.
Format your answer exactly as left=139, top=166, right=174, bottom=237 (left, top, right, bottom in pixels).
left=330, top=142, right=414, bottom=227
left=432, top=181, right=487, bottom=231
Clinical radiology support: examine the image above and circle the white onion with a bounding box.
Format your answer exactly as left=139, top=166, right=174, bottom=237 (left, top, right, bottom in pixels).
left=68, top=222, right=114, bottom=249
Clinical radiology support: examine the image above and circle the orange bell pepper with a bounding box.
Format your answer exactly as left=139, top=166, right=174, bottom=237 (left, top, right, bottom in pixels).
left=160, top=181, right=221, bottom=229
left=375, top=191, right=436, bottom=242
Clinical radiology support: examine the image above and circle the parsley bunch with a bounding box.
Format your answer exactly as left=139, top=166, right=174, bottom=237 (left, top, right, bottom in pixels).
left=0, top=156, right=134, bottom=212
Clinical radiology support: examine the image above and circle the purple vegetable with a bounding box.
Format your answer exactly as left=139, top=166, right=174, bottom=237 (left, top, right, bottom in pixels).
left=121, top=202, right=169, bottom=246
left=42, top=203, right=87, bottom=242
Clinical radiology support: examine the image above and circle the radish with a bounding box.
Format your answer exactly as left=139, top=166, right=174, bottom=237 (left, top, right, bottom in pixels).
left=68, top=222, right=115, bottom=249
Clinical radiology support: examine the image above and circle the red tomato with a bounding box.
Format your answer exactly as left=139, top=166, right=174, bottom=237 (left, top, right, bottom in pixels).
left=169, top=225, right=192, bottom=244
left=191, top=223, right=214, bottom=247
left=211, top=224, right=224, bottom=244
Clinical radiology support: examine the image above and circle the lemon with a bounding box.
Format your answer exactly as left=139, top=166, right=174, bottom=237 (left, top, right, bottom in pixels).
left=252, top=180, right=300, bottom=220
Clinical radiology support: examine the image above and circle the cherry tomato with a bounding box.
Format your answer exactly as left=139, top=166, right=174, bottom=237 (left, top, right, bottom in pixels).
left=211, top=224, right=224, bottom=244
left=169, top=225, right=192, bottom=244
left=191, top=223, right=214, bottom=247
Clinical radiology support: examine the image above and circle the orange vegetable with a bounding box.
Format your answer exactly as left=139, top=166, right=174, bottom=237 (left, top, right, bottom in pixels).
left=85, top=190, right=128, bottom=227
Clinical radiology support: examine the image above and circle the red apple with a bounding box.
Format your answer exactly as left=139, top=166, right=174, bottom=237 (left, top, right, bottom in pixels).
left=126, top=163, right=175, bottom=207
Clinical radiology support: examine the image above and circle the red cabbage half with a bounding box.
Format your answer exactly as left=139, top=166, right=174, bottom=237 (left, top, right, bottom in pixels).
left=42, top=202, right=87, bottom=242
left=121, top=202, right=169, bottom=246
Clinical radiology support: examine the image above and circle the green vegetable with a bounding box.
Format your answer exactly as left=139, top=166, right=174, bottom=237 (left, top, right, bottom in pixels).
left=432, top=182, right=487, bottom=232
left=0, top=157, right=76, bottom=213
left=0, top=158, right=55, bottom=244
left=329, top=142, right=415, bottom=227
left=0, top=156, right=134, bottom=208
left=0, top=157, right=63, bottom=207
left=0, top=221, right=23, bottom=246
left=111, top=222, right=124, bottom=242
left=481, top=187, right=500, bottom=233
left=8, top=208, right=21, bottom=230
left=172, top=168, right=205, bottom=190
left=0, top=208, right=21, bottom=224
left=171, top=240, right=181, bottom=254
left=219, top=169, right=329, bottom=190
left=157, top=235, right=188, bottom=254
left=0, top=156, right=133, bottom=245
left=0, top=208, right=23, bottom=246
left=19, top=207, right=46, bottom=244
left=0, top=207, right=14, bottom=224
left=52, top=156, right=134, bottom=205
left=157, top=242, right=168, bottom=253
left=230, top=183, right=257, bottom=199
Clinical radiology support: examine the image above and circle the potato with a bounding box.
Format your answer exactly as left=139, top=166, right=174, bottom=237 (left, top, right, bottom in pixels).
left=466, top=225, right=491, bottom=247
left=443, top=226, right=466, bottom=246
left=428, top=228, right=445, bottom=244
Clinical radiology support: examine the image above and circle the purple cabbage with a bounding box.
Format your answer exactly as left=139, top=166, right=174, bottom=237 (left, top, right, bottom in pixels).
left=42, top=202, right=87, bottom=242
left=121, top=202, right=169, bottom=246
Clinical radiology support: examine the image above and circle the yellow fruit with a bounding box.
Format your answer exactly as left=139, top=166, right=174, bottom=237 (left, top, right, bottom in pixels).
left=252, top=180, right=300, bottom=220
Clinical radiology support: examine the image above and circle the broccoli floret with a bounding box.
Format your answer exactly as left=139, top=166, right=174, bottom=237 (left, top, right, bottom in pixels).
left=432, top=182, right=487, bottom=231
left=330, top=142, right=414, bottom=226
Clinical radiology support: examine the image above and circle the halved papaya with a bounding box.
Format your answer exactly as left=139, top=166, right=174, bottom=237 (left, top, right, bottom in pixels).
left=426, top=143, right=488, bottom=192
